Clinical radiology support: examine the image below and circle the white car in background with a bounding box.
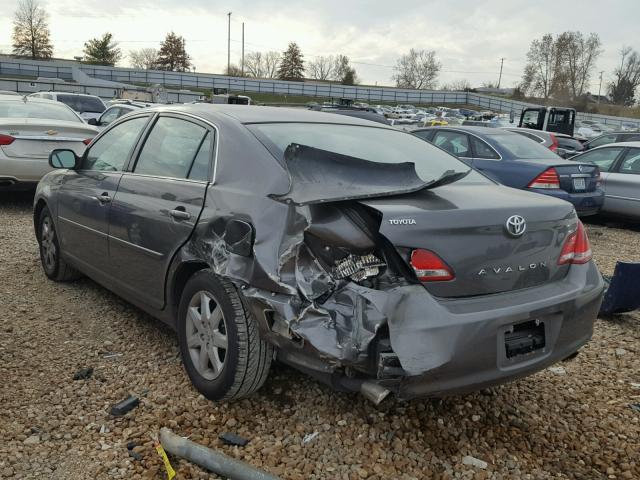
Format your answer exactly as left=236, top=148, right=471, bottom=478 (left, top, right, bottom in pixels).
left=0, top=94, right=98, bottom=190
left=28, top=92, right=107, bottom=121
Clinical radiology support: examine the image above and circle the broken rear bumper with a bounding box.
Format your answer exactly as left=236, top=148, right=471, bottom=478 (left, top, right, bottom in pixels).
left=382, top=261, right=604, bottom=399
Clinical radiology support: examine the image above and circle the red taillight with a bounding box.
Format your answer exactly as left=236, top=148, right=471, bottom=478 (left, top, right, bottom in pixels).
left=82, top=138, right=93, bottom=145
left=410, top=249, right=454, bottom=282
left=0, top=134, right=15, bottom=145
left=549, top=134, right=559, bottom=152
left=528, top=168, right=560, bottom=189
left=558, top=221, right=592, bottom=265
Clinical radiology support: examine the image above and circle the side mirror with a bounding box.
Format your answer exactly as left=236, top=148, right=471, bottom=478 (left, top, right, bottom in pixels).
left=49, top=149, right=79, bottom=169
left=87, top=118, right=98, bottom=126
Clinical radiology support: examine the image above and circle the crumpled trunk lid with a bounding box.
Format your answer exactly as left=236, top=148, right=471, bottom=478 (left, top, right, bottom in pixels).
left=361, top=183, right=577, bottom=298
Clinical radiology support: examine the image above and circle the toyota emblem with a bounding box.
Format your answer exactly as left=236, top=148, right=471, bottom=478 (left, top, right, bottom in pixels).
left=505, top=215, right=526, bottom=237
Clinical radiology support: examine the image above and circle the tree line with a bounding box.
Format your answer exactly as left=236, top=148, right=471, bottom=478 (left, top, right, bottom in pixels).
left=10, top=0, right=640, bottom=105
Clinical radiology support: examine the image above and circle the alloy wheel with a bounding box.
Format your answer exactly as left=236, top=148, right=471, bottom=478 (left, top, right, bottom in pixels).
left=41, top=217, right=57, bottom=271
left=186, top=291, right=228, bottom=380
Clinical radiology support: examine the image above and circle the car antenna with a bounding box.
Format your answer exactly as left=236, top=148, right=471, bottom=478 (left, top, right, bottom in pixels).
left=22, top=95, right=28, bottom=103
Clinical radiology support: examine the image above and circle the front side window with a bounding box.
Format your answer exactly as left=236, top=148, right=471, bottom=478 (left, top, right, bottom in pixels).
left=620, top=148, right=640, bottom=174
left=576, top=147, right=624, bottom=172
left=82, top=116, right=149, bottom=172
left=521, top=110, right=539, bottom=128
left=134, top=117, right=209, bottom=179
left=432, top=131, right=470, bottom=157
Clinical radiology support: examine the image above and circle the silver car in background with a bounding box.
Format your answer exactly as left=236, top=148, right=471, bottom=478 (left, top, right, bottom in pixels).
left=0, top=94, right=98, bottom=190
left=571, top=141, right=640, bottom=220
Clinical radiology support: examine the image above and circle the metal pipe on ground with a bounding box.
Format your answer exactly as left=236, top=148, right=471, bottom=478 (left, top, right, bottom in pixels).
left=160, top=428, right=281, bottom=480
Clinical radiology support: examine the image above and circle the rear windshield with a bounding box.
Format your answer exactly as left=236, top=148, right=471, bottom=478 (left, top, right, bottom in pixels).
left=248, top=122, right=474, bottom=183
left=0, top=100, right=82, bottom=122
left=489, top=133, right=559, bottom=159
left=57, top=95, right=105, bottom=113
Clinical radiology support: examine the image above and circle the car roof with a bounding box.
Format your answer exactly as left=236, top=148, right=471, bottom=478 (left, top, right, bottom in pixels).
left=419, top=125, right=517, bottom=136
left=0, top=94, right=71, bottom=105
left=144, top=104, right=395, bottom=128
left=50, top=92, right=101, bottom=98
left=590, top=141, right=640, bottom=149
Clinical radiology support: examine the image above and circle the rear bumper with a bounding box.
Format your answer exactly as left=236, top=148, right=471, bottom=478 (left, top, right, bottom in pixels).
left=381, top=262, right=604, bottom=399
left=530, top=188, right=604, bottom=216
left=0, top=156, right=52, bottom=184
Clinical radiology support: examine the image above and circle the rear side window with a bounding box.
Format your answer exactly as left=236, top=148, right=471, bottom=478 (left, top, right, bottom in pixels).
left=470, top=137, right=500, bottom=159
left=83, top=116, right=149, bottom=171
left=576, top=147, right=624, bottom=172
left=57, top=94, right=106, bottom=113
left=620, top=148, right=640, bottom=174
left=134, top=117, right=210, bottom=180
left=432, top=130, right=470, bottom=156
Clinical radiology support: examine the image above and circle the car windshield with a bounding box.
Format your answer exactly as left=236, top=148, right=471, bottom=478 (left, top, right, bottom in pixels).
left=57, top=95, right=105, bottom=113
left=0, top=100, right=82, bottom=122
left=249, top=122, right=471, bottom=183
left=489, top=133, right=559, bottom=159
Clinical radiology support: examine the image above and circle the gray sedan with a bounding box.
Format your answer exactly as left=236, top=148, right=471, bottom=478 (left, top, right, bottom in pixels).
left=571, top=142, right=640, bottom=220
left=34, top=104, right=603, bottom=403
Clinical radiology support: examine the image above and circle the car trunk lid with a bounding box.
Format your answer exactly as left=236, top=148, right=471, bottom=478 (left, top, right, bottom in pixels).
left=361, top=183, right=577, bottom=298
left=524, top=158, right=600, bottom=193
left=0, top=119, right=97, bottom=159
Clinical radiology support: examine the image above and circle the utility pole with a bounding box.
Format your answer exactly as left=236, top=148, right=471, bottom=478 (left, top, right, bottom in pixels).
left=227, top=11, right=232, bottom=74
left=497, top=57, right=505, bottom=89
left=597, top=70, right=604, bottom=103
left=241, top=22, right=245, bottom=76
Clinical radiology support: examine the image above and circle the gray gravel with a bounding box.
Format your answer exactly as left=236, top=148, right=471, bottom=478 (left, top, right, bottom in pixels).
left=1, top=194, right=639, bottom=479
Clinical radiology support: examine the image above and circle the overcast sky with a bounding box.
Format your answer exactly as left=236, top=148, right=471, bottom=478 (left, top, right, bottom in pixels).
left=0, top=0, right=638, bottom=90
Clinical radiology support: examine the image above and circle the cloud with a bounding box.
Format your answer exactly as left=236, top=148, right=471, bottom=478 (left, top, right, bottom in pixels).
left=0, top=0, right=637, bottom=89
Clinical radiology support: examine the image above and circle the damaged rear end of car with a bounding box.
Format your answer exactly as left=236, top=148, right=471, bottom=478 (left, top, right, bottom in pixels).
left=172, top=117, right=605, bottom=403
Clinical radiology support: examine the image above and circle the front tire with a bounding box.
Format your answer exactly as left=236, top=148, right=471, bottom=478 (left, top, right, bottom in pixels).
left=177, top=269, right=273, bottom=401
left=38, top=206, right=81, bottom=282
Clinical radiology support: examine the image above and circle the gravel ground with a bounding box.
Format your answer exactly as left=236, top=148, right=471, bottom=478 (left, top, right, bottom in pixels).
left=1, top=193, right=639, bottom=480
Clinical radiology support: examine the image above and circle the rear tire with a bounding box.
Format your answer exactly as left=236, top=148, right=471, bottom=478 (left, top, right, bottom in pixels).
left=177, top=269, right=273, bottom=401
left=38, top=206, right=81, bottom=282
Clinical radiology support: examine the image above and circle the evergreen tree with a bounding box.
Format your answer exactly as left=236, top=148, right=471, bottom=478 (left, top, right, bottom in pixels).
left=83, top=33, right=122, bottom=66
left=156, top=32, right=192, bottom=72
left=277, top=42, right=304, bottom=81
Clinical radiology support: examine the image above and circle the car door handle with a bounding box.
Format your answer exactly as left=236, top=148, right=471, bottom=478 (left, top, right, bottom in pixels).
left=169, top=208, right=191, bottom=221
left=94, top=192, right=111, bottom=204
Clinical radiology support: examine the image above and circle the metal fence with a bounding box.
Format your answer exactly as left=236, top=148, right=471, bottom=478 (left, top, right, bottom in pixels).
left=1, top=57, right=639, bottom=128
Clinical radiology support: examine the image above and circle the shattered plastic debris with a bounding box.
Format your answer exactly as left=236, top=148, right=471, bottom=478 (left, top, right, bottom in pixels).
left=73, top=367, right=93, bottom=380
left=109, top=395, right=139, bottom=416
left=548, top=366, right=567, bottom=375
left=462, top=455, right=488, bottom=469
left=218, top=432, right=249, bottom=447
left=302, top=431, right=320, bottom=444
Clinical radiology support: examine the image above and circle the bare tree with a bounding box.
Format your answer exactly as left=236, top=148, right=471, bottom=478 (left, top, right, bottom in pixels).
left=12, top=0, right=53, bottom=59
left=244, top=51, right=280, bottom=78
left=557, top=32, right=602, bottom=98
left=225, top=64, right=245, bottom=77
left=392, top=49, right=440, bottom=89
left=307, top=55, right=334, bottom=80
left=609, top=47, right=640, bottom=106
left=443, top=79, right=471, bottom=91
left=520, top=34, right=563, bottom=100
left=129, top=48, right=159, bottom=69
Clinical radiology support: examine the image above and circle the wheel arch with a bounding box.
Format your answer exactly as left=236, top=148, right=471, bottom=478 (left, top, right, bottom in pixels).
left=33, top=198, right=49, bottom=241
left=167, top=259, right=211, bottom=326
